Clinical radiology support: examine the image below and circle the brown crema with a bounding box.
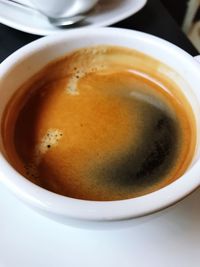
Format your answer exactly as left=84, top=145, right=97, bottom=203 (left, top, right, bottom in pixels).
left=1, top=46, right=196, bottom=201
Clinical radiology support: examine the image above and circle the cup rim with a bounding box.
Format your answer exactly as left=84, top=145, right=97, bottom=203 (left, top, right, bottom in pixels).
left=0, top=27, right=200, bottom=222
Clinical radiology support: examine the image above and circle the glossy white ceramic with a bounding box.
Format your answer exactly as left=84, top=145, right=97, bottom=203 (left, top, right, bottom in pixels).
left=28, top=0, right=98, bottom=18
left=0, top=27, right=200, bottom=228
left=0, top=0, right=147, bottom=35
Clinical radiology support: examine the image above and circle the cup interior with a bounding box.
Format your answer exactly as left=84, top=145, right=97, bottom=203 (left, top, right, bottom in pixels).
left=1, top=28, right=200, bottom=222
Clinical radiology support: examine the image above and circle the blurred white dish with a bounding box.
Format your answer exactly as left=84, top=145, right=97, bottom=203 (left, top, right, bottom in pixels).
left=0, top=0, right=147, bottom=35
left=28, top=0, right=98, bottom=18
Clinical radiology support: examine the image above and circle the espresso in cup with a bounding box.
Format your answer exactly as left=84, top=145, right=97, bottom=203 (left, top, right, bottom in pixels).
left=1, top=45, right=196, bottom=201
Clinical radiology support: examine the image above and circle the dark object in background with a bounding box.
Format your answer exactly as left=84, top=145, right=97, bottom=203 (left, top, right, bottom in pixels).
left=161, top=0, right=188, bottom=26
left=162, top=0, right=200, bottom=51
left=161, top=0, right=200, bottom=31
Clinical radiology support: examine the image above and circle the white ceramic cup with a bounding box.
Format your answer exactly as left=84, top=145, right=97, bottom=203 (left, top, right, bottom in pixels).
left=28, top=0, right=98, bottom=18
left=1, top=27, right=200, bottom=229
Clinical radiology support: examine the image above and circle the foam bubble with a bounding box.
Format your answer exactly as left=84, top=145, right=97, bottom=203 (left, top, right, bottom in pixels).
left=65, top=47, right=107, bottom=95
left=66, top=69, right=85, bottom=95
left=25, top=162, right=39, bottom=181
left=35, top=128, right=63, bottom=160
left=25, top=128, right=63, bottom=180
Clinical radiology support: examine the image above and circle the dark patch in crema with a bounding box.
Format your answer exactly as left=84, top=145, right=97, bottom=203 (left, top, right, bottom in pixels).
left=95, top=102, right=180, bottom=191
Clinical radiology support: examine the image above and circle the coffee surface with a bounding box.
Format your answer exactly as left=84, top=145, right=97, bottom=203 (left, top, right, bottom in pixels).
left=2, top=46, right=196, bottom=200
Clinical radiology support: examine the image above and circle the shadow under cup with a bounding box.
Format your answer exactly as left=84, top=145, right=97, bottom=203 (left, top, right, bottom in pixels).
left=0, top=28, right=200, bottom=225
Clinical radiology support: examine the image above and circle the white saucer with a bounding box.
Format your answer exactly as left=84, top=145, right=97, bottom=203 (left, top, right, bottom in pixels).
left=0, top=0, right=147, bottom=36
left=1, top=182, right=200, bottom=267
